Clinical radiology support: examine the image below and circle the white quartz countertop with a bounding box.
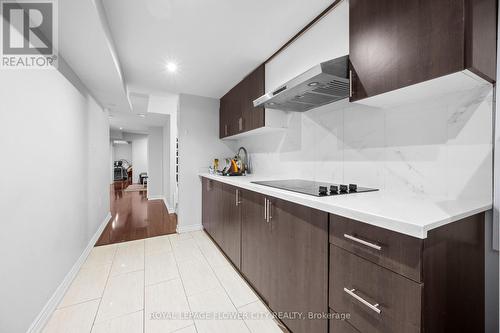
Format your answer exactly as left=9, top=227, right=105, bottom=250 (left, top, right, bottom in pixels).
left=199, top=173, right=491, bottom=239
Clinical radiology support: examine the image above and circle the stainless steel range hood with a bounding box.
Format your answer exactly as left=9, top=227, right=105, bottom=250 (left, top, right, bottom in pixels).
left=253, top=55, right=350, bottom=112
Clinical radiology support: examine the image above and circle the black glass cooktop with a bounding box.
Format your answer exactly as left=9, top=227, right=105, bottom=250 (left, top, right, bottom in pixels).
left=251, top=179, right=378, bottom=197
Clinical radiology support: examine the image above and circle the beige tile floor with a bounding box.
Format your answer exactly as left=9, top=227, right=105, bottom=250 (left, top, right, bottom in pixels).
left=43, top=231, right=285, bottom=333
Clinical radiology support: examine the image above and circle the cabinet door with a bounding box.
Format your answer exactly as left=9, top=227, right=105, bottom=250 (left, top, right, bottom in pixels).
left=209, top=181, right=224, bottom=245
left=226, top=87, right=241, bottom=136
left=220, top=184, right=242, bottom=268
left=202, top=178, right=214, bottom=234
left=220, top=89, right=239, bottom=138
left=349, top=0, right=464, bottom=101
left=241, top=65, right=265, bottom=132
left=240, top=190, right=273, bottom=303
left=269, top=197, right=329, bottom=333
left=219, top=98, right=228, bottom=138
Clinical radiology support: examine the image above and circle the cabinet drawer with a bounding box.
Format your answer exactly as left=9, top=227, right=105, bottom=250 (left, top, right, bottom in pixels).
left=329, top=214, right=422, bottom=282
left=329, top=245, right=422, bottom=333
left=330, top=308, right=360, bottom=333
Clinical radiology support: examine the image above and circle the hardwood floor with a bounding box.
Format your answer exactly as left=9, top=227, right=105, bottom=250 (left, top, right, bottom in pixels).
left=95, top=181, right=177, bottom=246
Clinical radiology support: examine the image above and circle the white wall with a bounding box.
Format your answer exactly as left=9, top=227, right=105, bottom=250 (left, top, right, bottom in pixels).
left=148, top=94, right=178, bottom=211
left=119, top=133, right=148, bottom=183
left=109, top=141, right=114, bottom=183
left=147, top=126, right=164, bottom=198
left=177, top=94, right=234, bottom=231
left=131, top=135, right=148, bottom=184
left=113, top=142, right=132, bottom=162
left=0, top=63, right=110, bottom=332
left=163, top=117, right=171, bottom=210
left=237, top=85, right=493, bottom=200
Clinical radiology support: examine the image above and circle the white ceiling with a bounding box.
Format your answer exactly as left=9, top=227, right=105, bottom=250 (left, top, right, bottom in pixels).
left=109, top=110, right=169, bottom=133
left=101, top=0, right=333, bottom=98
left=57, top=0, right=132, bottom=113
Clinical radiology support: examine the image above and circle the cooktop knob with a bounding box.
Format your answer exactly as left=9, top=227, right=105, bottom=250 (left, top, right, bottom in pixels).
left=330, top=185, right=338, bottom=194
left=339, top=184, right=348, bottom=193
left=349, top=184, right=358, bottom=192
left=319, top=186, right=328, bottom=196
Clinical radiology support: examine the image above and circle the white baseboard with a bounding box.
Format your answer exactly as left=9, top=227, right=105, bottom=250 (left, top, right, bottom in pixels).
left=162, top=197, right=175, bottom=213
left=27, top=212, right=112, bottom=333
left=176, top=224, right=203, bottom=233
left=147, top=195, right=163, bottom=201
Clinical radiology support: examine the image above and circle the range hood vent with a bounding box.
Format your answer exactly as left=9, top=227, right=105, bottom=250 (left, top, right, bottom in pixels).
left=253, top=55, right=350, bottom=112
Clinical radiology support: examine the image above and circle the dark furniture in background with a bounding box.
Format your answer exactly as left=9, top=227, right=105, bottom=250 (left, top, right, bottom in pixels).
left=139, top=172, right=148, bottom=186
left=113, top=160, right=128, bottom=182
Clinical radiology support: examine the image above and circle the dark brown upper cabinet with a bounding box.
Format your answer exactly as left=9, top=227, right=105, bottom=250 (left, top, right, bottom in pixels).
left=219, top=65, right=265, bottom=138
left=349, top=0, right=497, bottom=102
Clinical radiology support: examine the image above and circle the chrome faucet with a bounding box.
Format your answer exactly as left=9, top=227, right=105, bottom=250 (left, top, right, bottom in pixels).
left=237, top=147, right=250, bottom=174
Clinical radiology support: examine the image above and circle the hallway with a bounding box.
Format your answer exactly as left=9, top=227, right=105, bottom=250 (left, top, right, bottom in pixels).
left=95, top=182, right=177, bottom=246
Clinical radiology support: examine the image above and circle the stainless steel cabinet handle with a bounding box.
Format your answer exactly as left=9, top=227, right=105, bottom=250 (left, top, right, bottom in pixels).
left=235, top=189, right=242, bottom=206
left=264, top=198, right=267, bottom=221
left=344, top=288, right=381, bottom=314
left=344, top=234, right=381, bottom=251
left=267, top=200, right=272, bottom=222
left=349, top=70, right=353, bottom=98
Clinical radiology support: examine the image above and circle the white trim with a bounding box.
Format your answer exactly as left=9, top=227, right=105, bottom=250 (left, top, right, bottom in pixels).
left=27, top=212, right=112, bottom=333
left=147, top=195, right=163, bottom=201
left=162, top=196, right=175, bottom=213
left=176, top=224, right=203, bottom=233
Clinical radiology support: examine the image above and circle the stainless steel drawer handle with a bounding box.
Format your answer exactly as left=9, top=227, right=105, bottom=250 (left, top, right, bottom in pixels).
left=343, top=234, right=381, bottom=251
left=344, top=288, right=381, bottom=314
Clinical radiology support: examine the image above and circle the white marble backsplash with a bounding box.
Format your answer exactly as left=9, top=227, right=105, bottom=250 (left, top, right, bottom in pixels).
left=234, top=85, right=493, bottom=200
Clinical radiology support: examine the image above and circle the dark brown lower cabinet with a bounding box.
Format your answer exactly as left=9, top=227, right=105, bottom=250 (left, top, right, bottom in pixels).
left=240, top=191, right=329, bottom=333
left=202, top=178, right=221, bottom=241
left=330, top=309, right=360, bottom=333
left=330, top=245, right=422, bottom=333
left=240, top=189, right=273, bottom=303
left=220, top=184, right=242, bottom=268
left=202, top=178, right=486, bottom=333
left=202, top=179, right=241, bottom=268
left=329, top=213, right=485, bottom=333
left=269, top=197, right=329, bottom=333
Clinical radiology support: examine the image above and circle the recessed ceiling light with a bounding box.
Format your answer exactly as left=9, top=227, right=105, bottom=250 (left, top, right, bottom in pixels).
left=166, top=62, right=177, bottom=73
left=119, top=127, right=123, bottom=130
left=138, top=113, right=146, bottom=118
